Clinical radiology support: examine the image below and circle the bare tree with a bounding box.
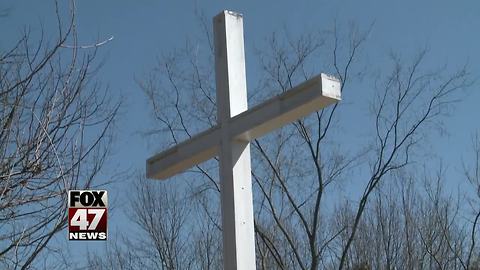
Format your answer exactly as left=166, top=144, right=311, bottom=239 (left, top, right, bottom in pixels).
left=86, top=174, right=223, bottom=270
left=0, top=1, right=118, bottom=268
left=131, top=176, right=193, bottom=270
left=249, top=25, right=368, bottom=270
left=337, top=49, right=471, bottom=269
left=331, top=157, right=480, bottom=270
left=464, top=134, right=480, bottom=269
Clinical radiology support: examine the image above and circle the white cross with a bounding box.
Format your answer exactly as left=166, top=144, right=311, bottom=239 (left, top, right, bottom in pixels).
left=146, top=10, right=341, bottom=270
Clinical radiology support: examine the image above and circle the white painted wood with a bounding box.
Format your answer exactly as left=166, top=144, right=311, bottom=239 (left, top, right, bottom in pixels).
left=230, top=73, right=340, bottom=141
left=213, top=10, right=256, bottom=270
left=146, top=74, right=340, bottom=180
left=145, top=10, right=342, bottom=270
left=146, top=126, right=220, bottom=179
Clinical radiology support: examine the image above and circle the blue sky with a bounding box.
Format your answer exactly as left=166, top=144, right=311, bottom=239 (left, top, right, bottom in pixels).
left=2, top=0, right=480, bottom=266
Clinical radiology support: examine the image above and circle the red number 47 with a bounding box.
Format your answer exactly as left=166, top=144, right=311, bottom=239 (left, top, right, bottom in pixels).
left=70, top=209, right=105, bottom=230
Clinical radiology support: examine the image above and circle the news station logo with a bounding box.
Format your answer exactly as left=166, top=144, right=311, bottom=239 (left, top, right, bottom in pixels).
left=68, top=190, right=107, bottom=240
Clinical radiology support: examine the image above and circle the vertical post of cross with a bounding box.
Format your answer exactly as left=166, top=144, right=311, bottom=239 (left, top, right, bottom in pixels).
left=213, top=10, right=256, bottom=269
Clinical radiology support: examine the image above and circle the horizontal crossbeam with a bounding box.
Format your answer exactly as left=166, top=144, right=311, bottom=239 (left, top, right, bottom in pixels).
left=146, top=73, right=340, bottom=180
left=146, top=126, right=220, bottom=179
left=230, top=73, right=340, bottom=141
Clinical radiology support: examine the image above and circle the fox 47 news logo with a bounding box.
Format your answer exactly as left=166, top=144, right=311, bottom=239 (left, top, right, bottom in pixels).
left=68, top=190, right=107, bottom=240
